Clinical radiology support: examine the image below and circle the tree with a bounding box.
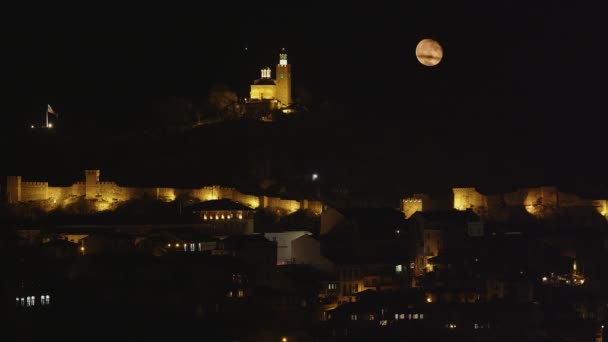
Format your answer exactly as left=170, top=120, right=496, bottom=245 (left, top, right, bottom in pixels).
left=207, top=84, right=239, bottom=119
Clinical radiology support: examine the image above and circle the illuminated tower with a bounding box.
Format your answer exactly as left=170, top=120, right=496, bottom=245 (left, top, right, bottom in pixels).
left=85, top=169, right=100, bottom=199
left=275, top=48, right=292, bottom=107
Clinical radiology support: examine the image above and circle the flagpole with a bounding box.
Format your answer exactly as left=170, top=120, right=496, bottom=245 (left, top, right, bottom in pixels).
left=46, top=106, right=49, bottom=128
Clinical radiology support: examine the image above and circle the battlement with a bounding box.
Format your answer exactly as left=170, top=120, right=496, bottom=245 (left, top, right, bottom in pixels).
left=96, top=181, right=117, bottom=185
left=21, top=182, right=48, bottom=186
left=6, top=170, right=324, bottom=216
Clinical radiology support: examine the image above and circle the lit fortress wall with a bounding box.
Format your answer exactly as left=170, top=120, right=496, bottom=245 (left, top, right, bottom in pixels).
left=450, top=187, right=607, bottom=219
left=6, top=170, right=323, bottom=215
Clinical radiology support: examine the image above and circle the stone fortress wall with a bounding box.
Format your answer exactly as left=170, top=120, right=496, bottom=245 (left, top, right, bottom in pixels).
left=451, top=187, right=607, bottom=219
left=6, top=170, right=324, bottom=215
left=401, top=187, right=607, bottom=220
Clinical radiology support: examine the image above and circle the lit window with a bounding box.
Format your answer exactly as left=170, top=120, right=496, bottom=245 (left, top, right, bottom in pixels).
left=237, top=290, right=244, bottom=298
left=45, top=295, right=50, bottom=305
left=16, top=298, right=20, bottom=307
left=40, top=295, right=45, bottom=305
left=379, top=320, right=388, bottom=326
left=413, top=313, right=419, bottom=319
left=400, top=313, right=405, bottom=319
left=190, top=243, right=195, bottom=252
left=203, top=215, right=207, bottom=220
left=395, top=265, right=403, bottom=274
left=408, top=314, right=412, bottom=320
left=474, top=323, right=479, bottom=329
left=20, top=298, right=25, bottom=306
left=369, top=314, right=375, bottom=320
left=350, top=314, right=357, bottom=321
left=419, top=313, right=424, bottom=320
left=394, top=313, right=399, bottom=320
left=227, top=291, right=233, bottom=298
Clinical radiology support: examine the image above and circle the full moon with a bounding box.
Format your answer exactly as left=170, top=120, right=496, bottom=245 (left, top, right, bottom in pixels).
left=416, top=38, right=443, bottom=66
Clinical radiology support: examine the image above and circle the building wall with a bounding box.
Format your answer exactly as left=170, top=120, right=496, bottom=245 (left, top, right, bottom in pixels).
left=291, top=234, right=334, bottom=273
left=264, top=231, right=312, bottom=265
left=250, top=84, right=276, bottom=100
left=320, top=208, right=346, bottom=235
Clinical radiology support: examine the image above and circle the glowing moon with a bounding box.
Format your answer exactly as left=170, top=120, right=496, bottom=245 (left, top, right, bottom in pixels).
left=416, top=38, right=443, bottom=66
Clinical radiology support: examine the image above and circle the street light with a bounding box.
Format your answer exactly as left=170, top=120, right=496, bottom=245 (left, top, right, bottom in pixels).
left=312, top=173, right=318, bottom=181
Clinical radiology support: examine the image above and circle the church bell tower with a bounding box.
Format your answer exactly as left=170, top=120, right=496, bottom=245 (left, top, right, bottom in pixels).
left=275, top=48, right=292, bottom=107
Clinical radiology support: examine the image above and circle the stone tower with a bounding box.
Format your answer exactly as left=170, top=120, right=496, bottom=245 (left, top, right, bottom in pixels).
left=275, top=48, right=292, bottom=108
left=6, top=176, right=22, bottom=204
left=85, top=170, right=100, bottom=199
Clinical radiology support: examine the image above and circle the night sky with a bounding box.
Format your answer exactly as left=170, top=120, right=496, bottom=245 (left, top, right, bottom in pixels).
left=4, top=2, right=607, bottom=198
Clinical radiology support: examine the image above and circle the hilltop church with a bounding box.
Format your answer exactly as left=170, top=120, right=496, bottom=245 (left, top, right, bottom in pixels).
left=246, top=48, right=293, bottom=112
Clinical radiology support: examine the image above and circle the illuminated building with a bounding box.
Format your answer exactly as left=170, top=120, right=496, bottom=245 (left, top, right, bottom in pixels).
left=191, top=199, right=256, bottom=235
left=249, top=48, right=293, bottom=109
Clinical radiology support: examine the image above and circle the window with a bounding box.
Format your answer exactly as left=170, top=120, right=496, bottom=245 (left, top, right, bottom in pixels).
left=413, top=313, right=419, bottom=319
left=379, top=320, right=388, bottom=326
left=395, top=265, right=403, bottom=274
left=237, top=289, right=244, bottom=298
left=328, top=283, right=337, bottom=290
left=227, top=291, right=233, bottom=298
left=369, top=314, right=375, bottom=320
left=350, top=314, right=357, bottom=321
left=399, top=313, right=405, bottom=319
left=40, top=295, right=45, bottom=305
